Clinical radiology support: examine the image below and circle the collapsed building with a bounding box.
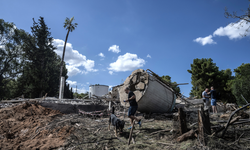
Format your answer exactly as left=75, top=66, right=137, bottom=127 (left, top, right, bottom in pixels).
left=111, top=69, right=177, bottom=113
left=1, top=69, right=250, bottom=150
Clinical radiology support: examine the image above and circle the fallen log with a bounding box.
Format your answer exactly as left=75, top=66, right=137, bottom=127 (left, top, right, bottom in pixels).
left=176, top=129, right=196, bottom=142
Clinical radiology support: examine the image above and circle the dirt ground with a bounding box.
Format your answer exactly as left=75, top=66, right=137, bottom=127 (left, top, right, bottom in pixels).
left=1, top=102, right=250, bottom=150
left=0, top=102, right=74, bottom=150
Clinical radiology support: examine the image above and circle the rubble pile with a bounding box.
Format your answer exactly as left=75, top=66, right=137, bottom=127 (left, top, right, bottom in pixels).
left=0, top=102, right=74, bottom=150
left=118, top=69, right=149, bottom=106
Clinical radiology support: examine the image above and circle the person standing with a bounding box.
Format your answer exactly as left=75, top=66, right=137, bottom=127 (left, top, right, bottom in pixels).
left=124, top=87, right=141, bottom=129
left=208, top=86, right=217, bottom=114
left=202, top=88, right=210, bottom=109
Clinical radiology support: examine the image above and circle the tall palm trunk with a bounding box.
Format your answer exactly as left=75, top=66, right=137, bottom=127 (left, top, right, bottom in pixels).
left=59, top=29, right=70, bottom=97
left=59, top=29, right=70, bottom=79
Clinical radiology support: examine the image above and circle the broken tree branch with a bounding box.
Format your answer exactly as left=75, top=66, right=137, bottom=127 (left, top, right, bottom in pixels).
left=176, top=129, right=196, bottom=142
left=221, top=103, right=250, bottom=138
left=229, top=133, right=245, bottom=145
left=211, top=116, right=241, bottom=137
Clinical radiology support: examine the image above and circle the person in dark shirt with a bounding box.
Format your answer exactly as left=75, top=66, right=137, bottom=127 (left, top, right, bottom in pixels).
left=124, top=87, right=141, bottom=129
left=208, top=86, right=217, bottom=114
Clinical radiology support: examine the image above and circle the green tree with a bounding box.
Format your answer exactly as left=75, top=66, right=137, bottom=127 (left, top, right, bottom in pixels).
left=20, top=17, right=68, bottom=98
left=161, top=75, right=181, bottom=94
left=188, top=58, right=223, bottom=99
left=73, top=92, right=88, bottom=99
left=0, top=19, right=27, bottom=99
left=231, top=63, right=250, bottom=104
left=188, top=58, right=236, bottom=102
left=59, top=17, right=78, bottom=81
left=64, top=83, right=74, bottom=99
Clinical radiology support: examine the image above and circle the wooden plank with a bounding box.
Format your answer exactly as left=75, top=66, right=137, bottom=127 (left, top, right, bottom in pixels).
left=198, top=106, right=211, bottom=146
left=128, top=120, right=136, bottom=145
left=178, top=108, right=187, bottom=134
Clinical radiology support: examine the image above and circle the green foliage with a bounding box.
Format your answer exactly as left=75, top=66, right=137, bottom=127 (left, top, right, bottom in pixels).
left=19, top=17, right=62, bottom=98
left=231, top=63, right=250, bottom=105
left=63, top=17, right=78, bottom=32
left=0, top=17, right=74, bottom=99
left=0, top=19, right=27, bottom=99
left=188, top=58, right=220, bottom=98
left=188, top=58, right=235, bottom=102
left=64, top=83, right=74, bottom=99
left=74, top=92, right=88, bottom=99
left=161, top=75, right=181, bottom=94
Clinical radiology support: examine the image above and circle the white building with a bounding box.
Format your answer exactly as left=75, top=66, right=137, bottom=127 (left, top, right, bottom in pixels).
left=89, top=84, right=109, bottom=98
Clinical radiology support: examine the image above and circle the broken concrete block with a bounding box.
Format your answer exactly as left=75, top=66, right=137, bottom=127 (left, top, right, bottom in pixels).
left=134, top=91, right=143, bottom=102
left=131, top=69, right=144, bottom=75
left=131, top=75, right=138, bottom=84
left=136, top=82, right=145, bottom=90
left=118, top=86, right=129, bottom=107
left=140, top=76, right=145, bottom=82
left=124, top=76, right=132, bottom=86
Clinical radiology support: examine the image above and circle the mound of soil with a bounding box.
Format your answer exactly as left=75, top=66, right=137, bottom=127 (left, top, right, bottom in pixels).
left=0, top=102, right=74, bottom=150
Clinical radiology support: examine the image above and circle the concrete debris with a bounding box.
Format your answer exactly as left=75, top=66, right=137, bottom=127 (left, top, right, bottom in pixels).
left=117, top=69, right=176, bottom=113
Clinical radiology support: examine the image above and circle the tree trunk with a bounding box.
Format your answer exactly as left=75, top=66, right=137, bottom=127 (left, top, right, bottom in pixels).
left=59, top=29, right=70, bottom=95
left=59, top=29, right=70, bottom=78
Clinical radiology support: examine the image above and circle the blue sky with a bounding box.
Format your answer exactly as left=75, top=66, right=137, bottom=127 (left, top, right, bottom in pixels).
left=1, top=0, right=249, bottom=96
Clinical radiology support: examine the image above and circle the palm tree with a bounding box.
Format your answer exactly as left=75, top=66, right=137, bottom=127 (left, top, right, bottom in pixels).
left=59, top=17, right=77, bottom=98
left=59, top=17, right=78, bottom=79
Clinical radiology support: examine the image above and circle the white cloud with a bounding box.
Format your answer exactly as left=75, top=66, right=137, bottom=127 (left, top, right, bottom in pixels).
left=98, top=52, right=105, bottom=57
left=193, top=35, right=216, bottom=46
left=53, top=39, right=98, bottom=76
left=109, top=71, right=113, bottom=75
left=86, top=82, right=89, bottom=85
left=66, top=65, right=82, bottom=76
left=67, top=80, right=77, bottom=86
left=194, top=19, right=250, bottom=46
left=108, top=45, right=121, bottom=53
left=108, top=53, right=145, bottom=72
left=213, top=20, right=250, bottom=40
left=147, top=54, right=151, bottom=58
